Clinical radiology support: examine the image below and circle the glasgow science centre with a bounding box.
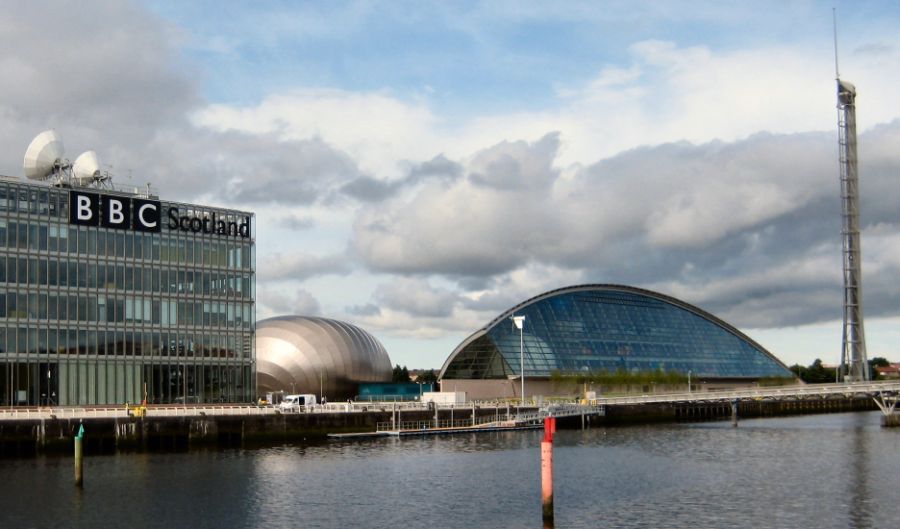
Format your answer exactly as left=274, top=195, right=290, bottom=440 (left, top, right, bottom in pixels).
left=2, top=131, right=798, bottom=407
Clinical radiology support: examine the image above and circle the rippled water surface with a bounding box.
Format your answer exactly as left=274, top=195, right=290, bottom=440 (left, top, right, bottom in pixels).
left=2, top=411, right=899, bottom=528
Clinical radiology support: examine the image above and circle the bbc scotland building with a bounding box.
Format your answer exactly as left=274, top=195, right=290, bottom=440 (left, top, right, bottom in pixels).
left=0, top=176, right=255, bottom=406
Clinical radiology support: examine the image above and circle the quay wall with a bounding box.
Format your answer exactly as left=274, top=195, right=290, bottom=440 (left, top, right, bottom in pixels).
left=593, top=396, right=878, bottom=425
left=0, top=397, right=882, bottom=456
left=0, top=407, right=505, bottom=456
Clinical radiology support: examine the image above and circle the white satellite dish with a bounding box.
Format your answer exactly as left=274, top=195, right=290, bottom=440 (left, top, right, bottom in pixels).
left=73, top=151, right=102, bottom=185
left=24, top=130, right=66, bottom=180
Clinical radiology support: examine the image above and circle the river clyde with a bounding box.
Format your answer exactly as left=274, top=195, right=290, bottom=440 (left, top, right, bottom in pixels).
left=2, top=411, right=898, bottom=528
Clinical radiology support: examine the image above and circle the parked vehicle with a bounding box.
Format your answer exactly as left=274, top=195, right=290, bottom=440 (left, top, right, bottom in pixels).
left=279, top=394, right=317, bottom=411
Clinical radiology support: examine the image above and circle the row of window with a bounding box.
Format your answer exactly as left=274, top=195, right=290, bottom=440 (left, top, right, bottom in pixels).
left=0, top=326, right=252, bottom=358
left=0, top=293, right=253, bottom=328
left=0, top=361, right=254, bottom=406
left=0, top=219, right=252, bottom=269
left=0, top=256, right=253, bottom=298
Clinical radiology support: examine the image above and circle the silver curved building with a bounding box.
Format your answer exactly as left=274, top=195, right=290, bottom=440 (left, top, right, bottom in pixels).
left=256, top=316, right=392, bottom=399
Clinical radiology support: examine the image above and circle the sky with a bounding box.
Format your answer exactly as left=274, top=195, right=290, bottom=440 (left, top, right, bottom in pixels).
left=2, top=1, right=900, bottom=369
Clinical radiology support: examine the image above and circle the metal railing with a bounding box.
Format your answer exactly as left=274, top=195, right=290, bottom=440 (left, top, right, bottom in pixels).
left=0, top=405, right=280, bottom=421
left=375, top=403, right=605, bottom=432
left=591, top=380, right=900, bottom=406
left=376, top=415, right=515, bottom=432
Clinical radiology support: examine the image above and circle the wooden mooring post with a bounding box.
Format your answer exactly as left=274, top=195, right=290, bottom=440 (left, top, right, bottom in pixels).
left=74, top=422, right=84, bottom=487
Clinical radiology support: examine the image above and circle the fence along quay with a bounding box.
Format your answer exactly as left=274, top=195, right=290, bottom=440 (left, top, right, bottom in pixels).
left=2, top=381, right=899, bottom=454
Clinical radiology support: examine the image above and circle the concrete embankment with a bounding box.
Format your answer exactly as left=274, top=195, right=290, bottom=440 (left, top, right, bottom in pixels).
left=0, top=407, right=505, bottom=456
left=595, top=395, right=878, bottom=424
left=0, top=397, right=882, bottom=456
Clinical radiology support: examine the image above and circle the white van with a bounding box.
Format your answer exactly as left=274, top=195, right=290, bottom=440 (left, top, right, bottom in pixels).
left=279, top=394, right=317, bottom=411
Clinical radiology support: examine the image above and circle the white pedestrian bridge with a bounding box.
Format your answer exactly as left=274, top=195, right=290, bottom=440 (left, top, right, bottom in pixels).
left=590, top=380, right=900, bottom=406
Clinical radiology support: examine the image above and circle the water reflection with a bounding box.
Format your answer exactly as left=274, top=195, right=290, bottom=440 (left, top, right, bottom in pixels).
left=1, top=412, right=899, bottom=528
left=847, top=413, right=872, bottom=529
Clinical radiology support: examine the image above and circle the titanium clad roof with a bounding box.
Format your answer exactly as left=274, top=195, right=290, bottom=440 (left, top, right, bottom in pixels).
left=256, top=316, right=392, bottom=399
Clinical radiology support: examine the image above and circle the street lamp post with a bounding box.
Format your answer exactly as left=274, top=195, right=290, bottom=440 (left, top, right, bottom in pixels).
left=512, top=315, right=526, bottom=406
left=688, top=370, right=692, bottom=393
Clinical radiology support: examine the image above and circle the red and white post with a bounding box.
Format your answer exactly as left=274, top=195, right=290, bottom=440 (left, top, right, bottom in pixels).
left=541, top=416, right=556, bottom=524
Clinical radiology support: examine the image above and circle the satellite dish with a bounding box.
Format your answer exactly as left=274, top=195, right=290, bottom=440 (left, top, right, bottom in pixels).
left=73, top=151, right=102, bottom=185
left=24, top=130, right=66, bottom=180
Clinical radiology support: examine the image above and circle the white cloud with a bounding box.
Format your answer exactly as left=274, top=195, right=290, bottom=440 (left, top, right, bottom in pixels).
left=193, top=89, right=440, bottom=179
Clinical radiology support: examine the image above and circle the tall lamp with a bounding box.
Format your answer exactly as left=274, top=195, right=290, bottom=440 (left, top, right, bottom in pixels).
left=512, top=315, right=526, bottom=405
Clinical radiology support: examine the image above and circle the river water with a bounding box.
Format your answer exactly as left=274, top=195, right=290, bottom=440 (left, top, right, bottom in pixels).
left=2, top=411, right=898, bottom=528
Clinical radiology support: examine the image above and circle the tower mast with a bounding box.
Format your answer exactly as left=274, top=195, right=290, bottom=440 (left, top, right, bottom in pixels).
left=835, top=11, right=868, bottom=381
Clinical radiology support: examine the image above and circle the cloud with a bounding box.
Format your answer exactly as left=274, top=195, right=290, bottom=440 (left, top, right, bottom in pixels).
left=259, top=252, right=352, bottom=282
left=373, top=278, right=464, bottom=318
left=5, top=0, right=900, bottom=355
left=339, top=154, right=464, bottom=202
left=193, top=89, right=440, bottom=179
left=350, top=121, right=900, bottom=332
left=259, top=288, right=322, bottom=318
left=0, top=2, right=196, bottom=178
left=277, top=214, right=315, bottom=230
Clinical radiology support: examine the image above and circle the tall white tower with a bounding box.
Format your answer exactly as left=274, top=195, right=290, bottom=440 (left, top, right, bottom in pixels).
left=836, top=78, right=868, bottom=381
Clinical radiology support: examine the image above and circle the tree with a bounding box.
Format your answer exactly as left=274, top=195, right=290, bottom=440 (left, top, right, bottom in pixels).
left=870, top=357, right=891, bottom=379
left=870, top=357, right=890, bottom=368
left=798, top=359, right=836, bottom=384
left=418, top=369, right=438, bottom=384
left=392, top=364, right=410, bottom=383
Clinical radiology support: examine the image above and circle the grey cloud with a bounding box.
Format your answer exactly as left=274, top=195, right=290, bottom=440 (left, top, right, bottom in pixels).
left=352, top=122, right=900, bottom=331
left=345, top=303, right=381, bottom=316
left=219, top=135, right=360, bottom=205
left=278, top=214, right=315, bottom=230
left=0, top=2, right=197, bottom=180
left=340, top=154, right=463, bottom=202
left=0, top=3, right=363, bottom=206
left=261, top=288, right=321, bottom=317
left=373, top=278, right=464, bottom=318
left=407, top=154, right=463, bottom=182
left=467, top=133, right=560, bottom=190
left=259, top=252, right=352, bottom=281
left=340, top=176, right=397, bottom=202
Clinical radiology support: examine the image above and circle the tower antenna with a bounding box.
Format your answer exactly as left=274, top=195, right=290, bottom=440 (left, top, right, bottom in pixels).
left=833, top=7, right=840, bottom=80
left=834, top=9, right=868, bottom=382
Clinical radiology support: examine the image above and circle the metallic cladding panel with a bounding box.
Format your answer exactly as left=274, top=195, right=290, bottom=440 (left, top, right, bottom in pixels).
left=255, top=316, right=392, bottom=399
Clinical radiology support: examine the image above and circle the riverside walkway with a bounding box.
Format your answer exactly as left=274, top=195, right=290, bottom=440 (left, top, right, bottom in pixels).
left=2, top=381, right=897, bottom=423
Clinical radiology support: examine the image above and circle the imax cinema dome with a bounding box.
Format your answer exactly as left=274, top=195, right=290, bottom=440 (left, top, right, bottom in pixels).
left=440, top=284, right=793, bottom=381
left=256, top=316, right=392, bottom=399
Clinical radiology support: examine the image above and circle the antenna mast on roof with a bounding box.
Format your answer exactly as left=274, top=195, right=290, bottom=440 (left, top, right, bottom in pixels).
left=834, top=9, right=868, bottom=381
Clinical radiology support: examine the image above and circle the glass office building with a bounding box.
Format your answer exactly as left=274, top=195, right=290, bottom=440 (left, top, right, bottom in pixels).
left=440, top=284, right=793, bottom=381
left=0, top=176, right=255, bottom=406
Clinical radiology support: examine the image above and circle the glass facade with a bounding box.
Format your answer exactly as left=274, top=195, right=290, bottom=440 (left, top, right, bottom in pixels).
left=441, top=285, right=793, bottom=380
left=0, top=177, right=255, bottom=405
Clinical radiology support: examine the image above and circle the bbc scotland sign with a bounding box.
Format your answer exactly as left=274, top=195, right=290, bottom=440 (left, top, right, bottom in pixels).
left=69, top=191, right=251, bottom=238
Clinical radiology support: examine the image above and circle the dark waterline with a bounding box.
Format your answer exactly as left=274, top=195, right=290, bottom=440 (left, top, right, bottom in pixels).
left=2, top=411, right=898, bottom=528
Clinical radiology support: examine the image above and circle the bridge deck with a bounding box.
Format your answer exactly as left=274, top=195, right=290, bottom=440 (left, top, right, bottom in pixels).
left=592, top=381, right=900, bottom=406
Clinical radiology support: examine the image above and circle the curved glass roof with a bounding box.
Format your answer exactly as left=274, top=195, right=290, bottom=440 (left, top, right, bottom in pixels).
left=440, top=285, right=793, bottom=380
